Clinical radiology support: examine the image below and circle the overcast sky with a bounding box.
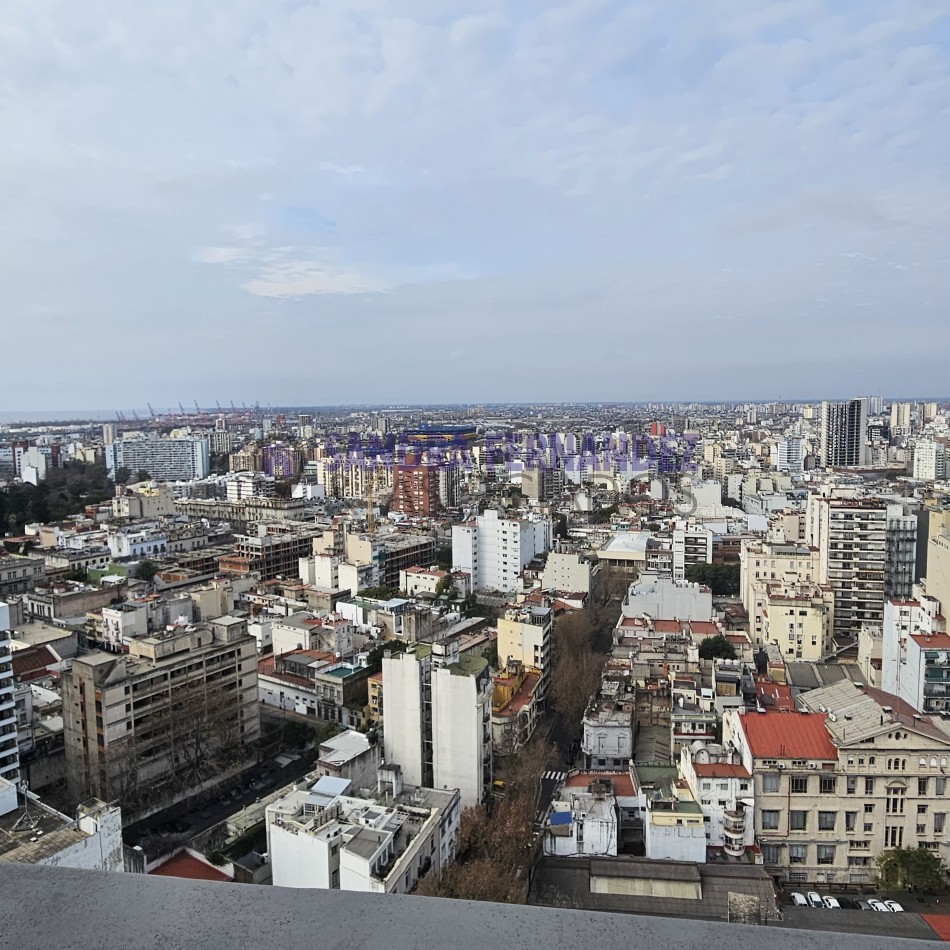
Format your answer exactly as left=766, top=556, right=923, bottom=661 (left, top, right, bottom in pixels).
left=2, top=1, right=949, bottom=410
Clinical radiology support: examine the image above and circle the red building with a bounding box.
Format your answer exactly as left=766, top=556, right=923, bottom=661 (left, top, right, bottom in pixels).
left=392, top=455, right=441, bottom=517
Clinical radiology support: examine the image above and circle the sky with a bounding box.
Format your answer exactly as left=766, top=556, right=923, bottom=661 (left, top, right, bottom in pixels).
left=2, top=0, right=950, bottom=409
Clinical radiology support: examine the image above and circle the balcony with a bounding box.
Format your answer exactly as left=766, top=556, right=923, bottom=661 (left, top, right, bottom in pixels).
left=723, top=810, right=746, bottom=834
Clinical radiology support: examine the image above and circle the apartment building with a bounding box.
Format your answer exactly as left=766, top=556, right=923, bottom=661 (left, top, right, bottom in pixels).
left=383, top=636, right=492, bottom=808
left=819, top=398, right=867, bottom=468
left=496, top=606, right=552, bottom=708
left=266, top=767, right=460, bottom=893
left=807, top=497, right=887, bottom=638
left=621, top=571, right=713, bottom=623
left=391, top=457, right=442, bottom=517
left=727, top=681, right=950, bottom=886
left=0, top=629, right=18, bottom=782
left=451, top=508, right=552, bottom=593
left=914, top=440, right=947, bottom=482
left=541, top=547, right=594, bottom=595
left=0, top=556, right=45, bottom=599
left=881, top=596, right=948, bottom=712
left=62, top=617, right=260, bottom=815
left=491, top=660, right=542, bottom=755
left=219, top=524, right=322, bottom=580
left=758, top=581, right=835, bottom=660
left=105, top=436, right=210, bottom=482
left=679, top=743, right=755, bottom=857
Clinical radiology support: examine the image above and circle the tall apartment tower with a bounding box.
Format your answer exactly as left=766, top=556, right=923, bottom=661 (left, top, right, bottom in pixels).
left=914, top=440, right=947, bottom=482
left=391, top=455, right=442, bottom=517
left=819, top=398, right=868, bottom=468
left=382, top=636, right=492, bottom=808
left=890, top=401, right=913, bottom=433
left=0, top=628, right=20, bottom=782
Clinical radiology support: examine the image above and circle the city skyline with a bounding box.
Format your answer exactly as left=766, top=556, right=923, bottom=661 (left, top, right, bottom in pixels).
left=3, top=2, right=950, bottom=406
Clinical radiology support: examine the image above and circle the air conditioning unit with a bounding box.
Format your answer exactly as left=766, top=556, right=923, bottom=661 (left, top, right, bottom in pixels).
left=809, top=763, right=818, bottom=770
left=777, top=763, right=786, bottom=771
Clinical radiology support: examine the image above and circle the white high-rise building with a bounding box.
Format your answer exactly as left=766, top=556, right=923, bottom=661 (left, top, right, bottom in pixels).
left=774, top=437, right=805, bottom=474
left=0, top=628, right=19, bottom=783
left=819, top=398, right=868, bottom=468
left=382, top=637, right=492, bottom=808
left=105, top=436, right=210, bottom=482
left=914, top=440, right=947, bottom=482
left=890, top=401, right=913, bottom=433
left=451, top=508, right=552, bottom=592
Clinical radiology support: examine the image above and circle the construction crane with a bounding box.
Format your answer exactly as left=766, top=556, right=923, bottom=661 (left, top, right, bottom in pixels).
left=178, top=402, right=186, bottom=415
left=147, top=402, right=156, bottom=418
left=194, top=400, right=200, bottom=414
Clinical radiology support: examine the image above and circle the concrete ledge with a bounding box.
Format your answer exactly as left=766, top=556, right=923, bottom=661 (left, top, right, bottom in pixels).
left=0, top=864, right=942, bottom=950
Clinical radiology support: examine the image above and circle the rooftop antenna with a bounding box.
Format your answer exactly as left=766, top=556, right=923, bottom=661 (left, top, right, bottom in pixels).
left=11, top=780, right=39, bottom=832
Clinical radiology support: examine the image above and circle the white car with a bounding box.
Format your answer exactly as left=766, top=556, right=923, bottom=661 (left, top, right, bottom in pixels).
left=868, top=899, right=892, bottom=912
left=807, top=891, right=824, bottom=908
left=885, top=901, right=905, bottom=913
left=822, top=896, right=841, bottom=909
left=790, top=892, right=809, bottom=907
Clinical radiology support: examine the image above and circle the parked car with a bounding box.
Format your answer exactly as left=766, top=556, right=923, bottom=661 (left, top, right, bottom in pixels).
left=854, top=900, right=872, bottom=911
left=885, top=901, right=905, bottom=913
left=868, top=899, right=892, bottom=912
left=790, top=893, right=809, bottom=907
left=822, top=896, right=841, bottom=909
left=807, top=892, right=824, bottom=908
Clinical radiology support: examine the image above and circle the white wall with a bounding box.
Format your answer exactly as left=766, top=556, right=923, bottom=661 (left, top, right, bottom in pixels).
left=382, top=653, right=426, bottom=788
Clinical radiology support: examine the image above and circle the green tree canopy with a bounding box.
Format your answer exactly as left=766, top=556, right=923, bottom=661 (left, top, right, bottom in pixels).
left=134, top=559, right=158, bottom=583
left=698, top=633, right=737, bottom=660
left=877, top=847, right=949, bottom=893
left=684, top=562, right=740, bottom=596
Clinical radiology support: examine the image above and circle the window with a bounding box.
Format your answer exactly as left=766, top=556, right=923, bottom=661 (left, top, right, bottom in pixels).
left=886, top=788, right=906, bottom=815
left=885, top=825, right=904, bottom=849
left=762, top=773, right=780, bottom=793
left=761, top=810, right=780, bottom=830
left=918, top=804, right=929, bottom=816
left=845, top=811, right=857, bottom=832
left=846, top=777, right=857, bottom=794
left=920, top=778, right=930, bottom=796
left=818, top=811, right=836, bottom=831
left=789, top=844, right=806, bottom=864
left=761, top=844, right=780, bottom=865
left=817, top=845, right=836, bottom=865
left=820, top=776, right=836, bottom=794
left=938, top=778, right=947, bottom=796
left=865, top=778, right=875, bottom=795
left=790, top=776, right=808, bottom=794
left=790, top=810, right=808, bottom=831
left=936, top=813, right=946, bottom=834
left=864, top=803, right=874, bottom=814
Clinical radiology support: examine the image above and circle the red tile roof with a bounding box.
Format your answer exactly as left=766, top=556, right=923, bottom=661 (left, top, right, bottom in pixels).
left=911, top=633, right=950, bottom=650
left=11, top=645, right=58, bottom=681
left=738, top=711, right=837, bottom=760
left=654, top=620, right=683, bottom=633
left=755, top=677, right=796, bottom=712
left=149, top=851, right=232, bottom=883
left=692, top=762, right=751, bottom=780
left=690, top=621, right=719, bottom=635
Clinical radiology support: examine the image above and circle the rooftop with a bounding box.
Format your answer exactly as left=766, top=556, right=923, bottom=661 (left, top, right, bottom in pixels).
left=738, top=710, right=837, bottom=761
left=4, top=864, right=936, bottom=950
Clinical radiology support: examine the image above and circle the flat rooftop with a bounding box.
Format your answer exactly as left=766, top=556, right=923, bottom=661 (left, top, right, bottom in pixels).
left=5, top=864, right=939, bottom=950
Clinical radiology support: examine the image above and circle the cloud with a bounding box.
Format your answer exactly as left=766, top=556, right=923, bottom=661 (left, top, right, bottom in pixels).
left=241, top=260, right=388, bottom=298
left=1, top=0, right=949, bottom=406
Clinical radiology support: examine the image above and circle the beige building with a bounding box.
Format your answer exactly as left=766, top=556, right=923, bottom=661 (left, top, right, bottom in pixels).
left=759, top=581, right=835, bottom=661
left=727, top=680, right=950, bottom=886
left=739, top=540, right=820, bottom=646
left=496, top=606, right=552, bottom=708
left=62, top=617, right=260, bottom=817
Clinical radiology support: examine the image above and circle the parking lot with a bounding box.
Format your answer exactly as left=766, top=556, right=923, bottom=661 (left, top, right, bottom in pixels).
left=777, top=890, right=950, bottom=941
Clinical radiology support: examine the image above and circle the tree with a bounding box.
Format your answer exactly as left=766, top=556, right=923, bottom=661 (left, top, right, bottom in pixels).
left=550, top=611, right=605, bottom=733
left=698, top=633, right=737, bottom=660
left=134, top=469, right=151, bottom=483
left=418, top=736, right=551, bottom=903
left=134, top=559, right=158, bottom=583
left=554, top=514, right=568, bottom=540
left=685, top=562, right=740, bottom=596
left=877, top=847, right=949, bottom=894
